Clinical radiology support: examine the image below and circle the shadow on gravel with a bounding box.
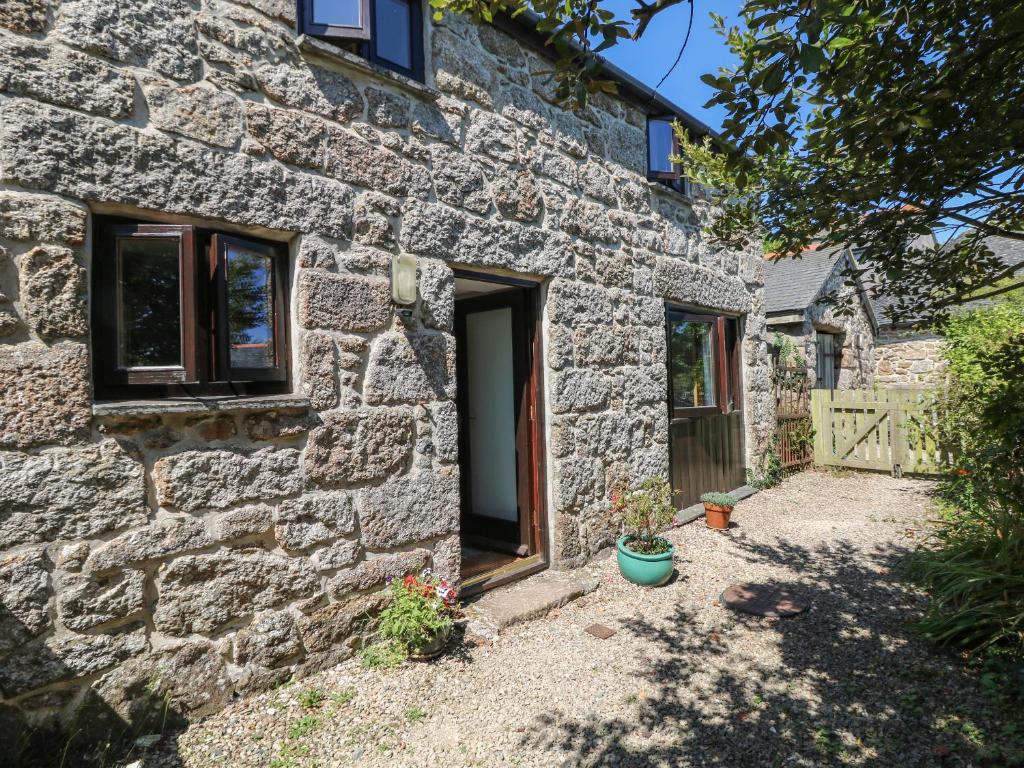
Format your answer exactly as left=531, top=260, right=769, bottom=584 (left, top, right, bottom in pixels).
left=519, top=535, right=1019, bottom=767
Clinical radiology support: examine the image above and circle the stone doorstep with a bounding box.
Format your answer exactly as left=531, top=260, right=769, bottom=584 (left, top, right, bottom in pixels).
left=674, top=484, right=758, bottom=526
left=463, top=567, right=602, bottom=640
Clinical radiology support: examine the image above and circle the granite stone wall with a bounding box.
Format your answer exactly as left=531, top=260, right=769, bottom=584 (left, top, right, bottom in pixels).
left=874, top=328, right=947, bottom=387
left=0, top=0, right=771, bottom=743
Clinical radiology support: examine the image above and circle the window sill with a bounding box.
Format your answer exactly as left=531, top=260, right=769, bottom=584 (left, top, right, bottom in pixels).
left=92, top=394, right=312, bottom=418
left=297, top=35, right=440, bottom=101
left=647, top=179, right=694, bottom=202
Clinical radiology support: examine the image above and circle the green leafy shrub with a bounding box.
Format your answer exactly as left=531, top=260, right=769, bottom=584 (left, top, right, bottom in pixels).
left=908, top=291, right=1024, bottom=659
left=701, top=492, right=738, bottom=508
left=611, top=477, right=676, bottom=555
left=359, top=571, right=458, bottom=668
left=747, top=440, right=784, bottom=490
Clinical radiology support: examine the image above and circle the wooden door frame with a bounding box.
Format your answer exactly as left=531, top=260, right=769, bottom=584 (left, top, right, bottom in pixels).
left=665, top=303, right=747, bottom=509
left=452, top=269, right=548, bottom=593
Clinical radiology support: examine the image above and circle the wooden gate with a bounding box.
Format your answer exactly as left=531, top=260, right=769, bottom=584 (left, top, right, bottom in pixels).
left=811, top=388, right=949, bottom=475
left=775, top=365, right=813, bottom=470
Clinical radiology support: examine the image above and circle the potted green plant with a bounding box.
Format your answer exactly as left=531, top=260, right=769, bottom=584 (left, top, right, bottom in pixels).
left=701, top=492, right=737, bottom=529
left=373, top=570, right=458, bottom=662
left=611, top=477, right=677, bottom=587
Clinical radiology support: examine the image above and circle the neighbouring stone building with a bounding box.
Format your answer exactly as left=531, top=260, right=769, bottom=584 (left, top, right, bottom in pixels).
left=763, top=245, right=877, bottom=389
left=871, top=235, right=1024, bottom=387
left=0, top=0, right=772, bottom=754
left=873, top=328, right=947, bottom=387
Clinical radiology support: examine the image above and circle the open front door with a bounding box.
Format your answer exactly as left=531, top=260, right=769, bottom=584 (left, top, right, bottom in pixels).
left=454, top=274, right=546, bottom=594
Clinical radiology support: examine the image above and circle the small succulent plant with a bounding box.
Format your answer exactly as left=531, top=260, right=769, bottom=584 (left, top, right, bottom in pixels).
left=700, top=492, right=738, bottom=508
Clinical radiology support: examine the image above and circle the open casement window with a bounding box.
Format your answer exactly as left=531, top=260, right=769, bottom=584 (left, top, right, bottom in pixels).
left=303, top=0, right=372, bottom=40
left=210, top=235, right=288, bottom=383
left=666, top=309, right=741, bottom=418
left=647, top=117, right=692, bottom=197
left=298, top=0, right=424, bottom=81
left=93, top=221, right=289, bottom=400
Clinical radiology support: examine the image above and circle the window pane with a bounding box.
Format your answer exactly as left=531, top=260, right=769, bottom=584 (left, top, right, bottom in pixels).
left=226, top=243, right=276, bottom=369
left=669, top=319, right=715, bottom=408
left=648, top=119, right=675, bottom=174
left=374, top=0, right=412, bottom=70
left=313, top=0, right=362, bottom=26
left=725, top=318, right=739, bottom=412
left=117, top=237, right=181, bottom=368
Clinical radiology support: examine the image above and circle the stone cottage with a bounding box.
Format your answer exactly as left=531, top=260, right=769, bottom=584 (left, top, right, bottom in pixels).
left=0, top=0, right=773, bottom=751
left=763, top=244, right=878, bottom=389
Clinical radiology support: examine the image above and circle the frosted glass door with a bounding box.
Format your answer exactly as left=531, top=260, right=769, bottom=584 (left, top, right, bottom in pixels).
left=465, top=307, right=519, bottom=522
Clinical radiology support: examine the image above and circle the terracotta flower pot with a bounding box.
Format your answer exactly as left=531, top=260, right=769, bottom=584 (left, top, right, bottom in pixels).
left=704, top=503, right=733, bottom=529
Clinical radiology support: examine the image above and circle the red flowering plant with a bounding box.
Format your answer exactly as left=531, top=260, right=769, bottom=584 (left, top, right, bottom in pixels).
left=375, top=569, right=458, bottom=661
left=611, top=477, right=676, bottom=555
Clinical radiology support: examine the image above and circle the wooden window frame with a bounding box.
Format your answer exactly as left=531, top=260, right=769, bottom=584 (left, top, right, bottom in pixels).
left=666, top=308, right=741, bottom=420
left=814, top=331, right=839, bottom=390
left=647, top=116, right=693, bottom=197
left=723, top=316, right=742, bottom=413
left=93, top=224, right=201, bottom=389
left=210, top=234, right=289, bottom=384
left=92, top=219, right=290, bottom=401
left=297, top=0, right=424, bottom=82
left=301, top=0, right=372, bottom=41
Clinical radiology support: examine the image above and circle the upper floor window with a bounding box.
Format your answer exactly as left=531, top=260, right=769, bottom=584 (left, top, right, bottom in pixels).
left=299, top=0, right=424, bottom=81
left=92, top=219, right=289, bottom=400
left=647, top=117, right=692, bottom=197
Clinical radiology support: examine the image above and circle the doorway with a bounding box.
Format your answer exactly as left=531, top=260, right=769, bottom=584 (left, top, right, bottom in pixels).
left=666, top=308, right=747, bottom=509
left=454, top=272, right=547, bottom=594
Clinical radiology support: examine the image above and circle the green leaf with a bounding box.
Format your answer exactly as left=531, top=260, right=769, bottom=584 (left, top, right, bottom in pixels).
left=828, top=37, right=856, bottom=50
left=799, top=44, right=826, bottom=73
left=763, top=62, right=785, bottom=94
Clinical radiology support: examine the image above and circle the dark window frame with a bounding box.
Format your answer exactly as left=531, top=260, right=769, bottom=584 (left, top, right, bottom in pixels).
left=666, top=308, right=741, bottom=420
left=297, top=0, right=425, bottom=82
left=210, top=234, right=290, bottom=385
left=647, top=116, right=693, bottom=197
left=302, top=0, right=372, bottom=41
left=92, top=218, right=291, bottom=401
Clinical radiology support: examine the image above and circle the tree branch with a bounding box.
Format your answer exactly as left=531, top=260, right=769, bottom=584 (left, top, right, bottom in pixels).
left=893, top=197, right=1024, bottom=242
left=630, top=0, right=687, bottom=40
left=937, top=279, right=1024, bottom=310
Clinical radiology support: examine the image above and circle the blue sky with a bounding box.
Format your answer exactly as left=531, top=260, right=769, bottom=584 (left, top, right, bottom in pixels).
left=601, top=0, right=746, bottom=131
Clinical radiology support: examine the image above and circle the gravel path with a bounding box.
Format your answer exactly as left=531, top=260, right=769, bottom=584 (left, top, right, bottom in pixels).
left=145, top=471, right=1019, bottom=768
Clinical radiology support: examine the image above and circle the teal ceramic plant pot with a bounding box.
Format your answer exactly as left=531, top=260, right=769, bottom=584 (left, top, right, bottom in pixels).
left=616, top=536, right=675, bottom=587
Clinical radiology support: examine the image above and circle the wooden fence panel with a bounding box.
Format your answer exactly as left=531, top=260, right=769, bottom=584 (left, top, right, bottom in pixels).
left=811, top=388, right=949, bottom=475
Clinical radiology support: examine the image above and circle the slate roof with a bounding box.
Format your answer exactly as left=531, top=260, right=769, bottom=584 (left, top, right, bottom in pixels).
left=762, top=245, right=848, bottom=314
left=981, top=234, right=1024, bottom=272
left=868, top=234, right=1024, bottom=326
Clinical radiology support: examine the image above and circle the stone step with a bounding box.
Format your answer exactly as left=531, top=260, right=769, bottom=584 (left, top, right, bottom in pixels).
left=463, top=567, right=601, bottom=640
